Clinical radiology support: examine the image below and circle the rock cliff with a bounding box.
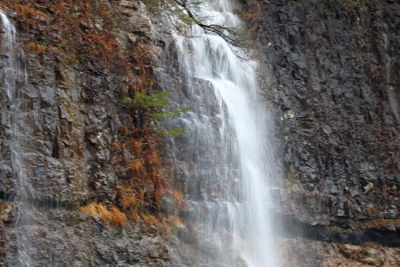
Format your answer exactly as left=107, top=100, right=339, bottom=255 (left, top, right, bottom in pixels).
left=242, top=0, right=400, bottom=265
left=0, top=0, right=172, bottom=265
left=0, top=0, right=398, bottom=266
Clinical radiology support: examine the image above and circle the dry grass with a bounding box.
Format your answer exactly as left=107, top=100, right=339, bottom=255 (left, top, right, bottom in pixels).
left=118, top=187, right=137, bottom=210
left=116, top=187, right=141, bottom=221
left=15, top=4, right=50, bottom=28
left=84, top=32, right=120, bottom=60
left=154, top=184, right=164, bottom=203
left=148, top=149, right=160, bottom=165
left=161, top=215, right=184, bottom=233
left=126, top=209, right=140, bottom=221
left=130, top=158, right=145, bottom=173
left=2, top=0, right=173, bottom=222
left=132, top=139, right=143, bottom=155
left=167, top=215, right=182, bottom=227
left=362, top=241, right=381, bottom=249
left=107, top=206, right=127, bottom=226
left=26, top=42, right=47, bottom=54
left=6, top=0, right=121, bottom=65
left=142, top=214, right=159, bottom=224
left=79, top=202, right=127, bottom=226
left=112, top=141, right=121, bottom=151
left=362, top=217, right=400, bottom=228
left=171, top=190, right=185, bottom=209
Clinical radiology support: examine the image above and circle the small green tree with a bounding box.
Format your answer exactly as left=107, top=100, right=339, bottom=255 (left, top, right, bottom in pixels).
left=122, top=91, right=189, bottom=136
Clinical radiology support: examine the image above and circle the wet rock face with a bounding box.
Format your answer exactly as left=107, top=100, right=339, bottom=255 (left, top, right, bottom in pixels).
left=0, top=0, right=172, bottom=265
left=251, top=0, right=400, bottom=223
left=0, top=0, right=398, bottom=265
left=0, top=207, right=170, bottom=266
left=0, top=0, right=165, bottom=205
left=241, top=0, right=400, bottom=264
left=280, top=238, right=400, bottom=267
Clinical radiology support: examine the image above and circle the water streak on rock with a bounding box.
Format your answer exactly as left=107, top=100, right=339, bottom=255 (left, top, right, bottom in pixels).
left=0, top=11, right=33, bottom=266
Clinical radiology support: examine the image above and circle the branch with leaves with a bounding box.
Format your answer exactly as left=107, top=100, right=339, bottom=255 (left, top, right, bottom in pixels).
left=145, top=0, right=252, bottom=49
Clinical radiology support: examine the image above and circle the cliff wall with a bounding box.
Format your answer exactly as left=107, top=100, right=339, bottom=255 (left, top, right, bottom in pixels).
left=0, top=0, right=172, bottom=265
left=242, top=0, right=400, bottom=265
left=0, top=0, right=399, bottom=266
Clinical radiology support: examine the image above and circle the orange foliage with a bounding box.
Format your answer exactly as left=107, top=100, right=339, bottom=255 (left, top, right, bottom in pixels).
left=130, top=158, right=145, bottom=173
left=154, top=184, right=164, bottom=203
left=361, top=217, right=400, bottom=228
left=363, top=207, right=373, bottom=217
left=6, top=0, right=121, bottom=66
left=79, top=202, right=127, bottom=226
left=138, top=189, right=145, bottom=202
left=16, top=5, right=49, bottom=19
left=118, top=187, right=137, bottom=210
left=110, top=158, right=118, bottom=166
left=15, top=4, right=49, bottom=28
left=126, top=209, right=140, bottom=221
left=167, top=215, right=183, bottom=227
left=129, top=44, right=155, bottom=91
left=363, top=242, right=381, bottom=249
left=84, top=32, right=120, bottom=60
left=142, top=214, right=159, bottom=224
left=148, top=149, right=160, bottom=165
left=112, top=141, right=121, bottom=151
left=2, top=0, right=176, bottom=222
left=171, top=190, right=185, bottom=209
left=132, top=139, right=143, bottom=155
left=116, top=187, right=142, bottom=221
left=26, top=42, right=47, bottom=54
left=108, top=207, right=127, bottom=226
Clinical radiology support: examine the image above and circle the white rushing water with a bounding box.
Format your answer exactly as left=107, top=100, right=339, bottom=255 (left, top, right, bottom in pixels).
left=0, top=11, right=33, bottom=266
left=163, top=1, right=281, bottom=266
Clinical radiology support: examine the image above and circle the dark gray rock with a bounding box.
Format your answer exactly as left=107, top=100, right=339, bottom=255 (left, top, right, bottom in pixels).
left=249, top=0, right=400, bottom=225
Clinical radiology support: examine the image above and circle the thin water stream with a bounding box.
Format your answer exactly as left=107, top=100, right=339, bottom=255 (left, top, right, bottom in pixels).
left=1, top=11, right=34, bottom=267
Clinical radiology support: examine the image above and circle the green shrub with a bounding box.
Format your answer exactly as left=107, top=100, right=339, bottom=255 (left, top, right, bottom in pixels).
left=122, top=91, right=189, bottom=136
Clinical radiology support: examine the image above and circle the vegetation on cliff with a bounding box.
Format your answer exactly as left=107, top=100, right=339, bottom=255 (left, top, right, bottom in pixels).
left=0, top=0, right=185, bottom=227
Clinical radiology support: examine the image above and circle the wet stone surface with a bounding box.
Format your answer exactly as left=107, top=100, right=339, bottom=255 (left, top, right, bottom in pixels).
left=246, top=0, right=400, bottom=230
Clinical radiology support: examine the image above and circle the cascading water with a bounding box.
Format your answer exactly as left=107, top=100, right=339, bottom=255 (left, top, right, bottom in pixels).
left=0, top=11, right=34, bottom=266
left=163, top=1, right=281, bottom=266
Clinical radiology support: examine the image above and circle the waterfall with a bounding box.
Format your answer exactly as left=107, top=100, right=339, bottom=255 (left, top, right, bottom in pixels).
left=163, top=1, right=281, bottom=266
left=0, top=11, right=34, bottom=266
